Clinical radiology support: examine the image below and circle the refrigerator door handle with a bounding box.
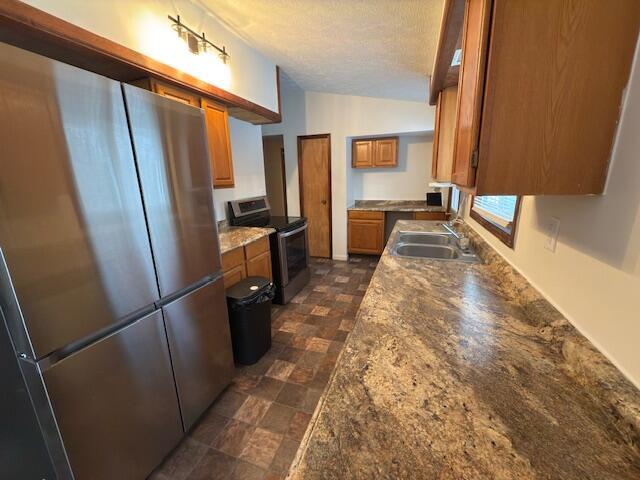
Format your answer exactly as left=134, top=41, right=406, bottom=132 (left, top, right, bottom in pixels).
left=155, top=274, right=218, bottom=308
left=0, top=247, right=35, bottom=360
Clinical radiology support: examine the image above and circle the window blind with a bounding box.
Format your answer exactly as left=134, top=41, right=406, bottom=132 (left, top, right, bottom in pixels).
left=472, top=196, right=517, bottom=227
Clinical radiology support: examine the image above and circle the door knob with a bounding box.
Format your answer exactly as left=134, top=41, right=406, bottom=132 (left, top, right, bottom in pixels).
left=321, top=200, right=327, bottom=205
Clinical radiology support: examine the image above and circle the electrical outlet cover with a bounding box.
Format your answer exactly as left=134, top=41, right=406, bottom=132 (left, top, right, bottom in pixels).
left=544, top=217, right=560, bottom=252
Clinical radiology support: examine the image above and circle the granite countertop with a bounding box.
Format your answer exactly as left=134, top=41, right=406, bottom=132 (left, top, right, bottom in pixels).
left=289, top=220, right=640, bottom=479
left=217, top=225, right=274, bottom=254
left=348, top=200, right=445, bottom=212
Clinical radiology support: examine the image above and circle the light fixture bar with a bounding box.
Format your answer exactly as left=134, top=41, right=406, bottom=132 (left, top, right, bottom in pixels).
left=168, top=14, right=230, bottom=63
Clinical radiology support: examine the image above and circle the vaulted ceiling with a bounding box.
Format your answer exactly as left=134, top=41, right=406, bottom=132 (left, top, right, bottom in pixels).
left=200, top=0, right=445, bottom=102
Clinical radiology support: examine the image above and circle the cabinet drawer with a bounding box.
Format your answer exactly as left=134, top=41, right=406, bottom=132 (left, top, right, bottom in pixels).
left=348, top=210, right=384, bottom=221
left=413, top=211, right=447, bottom=221
left=221, top=247, right=244, bottom=271
left=222, top=264, right=245, bottom=290
left=246, top=250, right=272, bottom=281
left=244, top=236, right=270, bottom=259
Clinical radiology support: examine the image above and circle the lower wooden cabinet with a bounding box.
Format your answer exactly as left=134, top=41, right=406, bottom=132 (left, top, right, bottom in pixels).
left=347, top=210, right=448, bottom=255
left=413, top=211, right=447, bottom=221
left=221, top=237, right=272, bottom=290
left=347, top=211, right=385, bottom=255
left=246, top=250, right=272, bottom=279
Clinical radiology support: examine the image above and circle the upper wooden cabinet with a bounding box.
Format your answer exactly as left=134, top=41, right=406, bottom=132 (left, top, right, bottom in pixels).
left=352, top=137, right=399, bottom=168
left=150, top=79, right=200, bottom=107
left=432, top=86, right=458, bottom=182
left=352, top=139, right=375, bottom=168
left=138, top=79, right=235, bottom=189
left=201, top=99, right=235, bottom=188
left=430, top=0, right=640, bottom=195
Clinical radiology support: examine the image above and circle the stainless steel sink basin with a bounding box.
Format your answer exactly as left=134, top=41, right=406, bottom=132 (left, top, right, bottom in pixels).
left=395, top=244, right=460, bottom=259
left=392, top=230, right=481, bottom=263
left=397, top=232, right=454, bottom=245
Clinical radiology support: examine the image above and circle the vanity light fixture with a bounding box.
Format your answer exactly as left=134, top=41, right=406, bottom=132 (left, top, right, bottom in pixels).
left=168, top=14, right=230, bottom=64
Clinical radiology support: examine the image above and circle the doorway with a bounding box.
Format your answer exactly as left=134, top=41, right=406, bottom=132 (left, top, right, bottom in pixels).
left=262, top=135, right=287, bottom=216
left=298, top=134, right=332, bottom=258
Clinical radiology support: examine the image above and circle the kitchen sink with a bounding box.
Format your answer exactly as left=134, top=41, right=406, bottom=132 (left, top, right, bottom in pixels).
left=397, top=232, right=454, bottom=245
left=392, top=230, right=481, bottom=263
left=395, top=244, right=460, bottom=259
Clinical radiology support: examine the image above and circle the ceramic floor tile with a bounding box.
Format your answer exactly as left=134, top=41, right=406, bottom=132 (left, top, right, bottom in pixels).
left=269, top=437, right=301, bottom=476
left=286, top=411, right=312, bottom=441
left=258, top=402, right=297, bottom=435
left=212, top=419, right=255, bottom=457
left=189, top=410, right=229, bottom=446
left=265, top=360, right=296, bottom=381
left=287, top=365, right=315, bottom=386
left=148, top=255, right=379, bottom=479
left=211, top=389, right=249, bottom=419
left=240, top=427, right=283, bottom=469
left=250, top=376, right=285, bottom=401
left=152, top=437, right=208, bottom=480
left=305, top=337, right=332, bottom=353
left=231, top=460, right=266, bottom=480
left=186, top=449, right=236, bottom=480
left=233, top=395, right=272, bottom=425
left=275, top=382, right=308, bottom=409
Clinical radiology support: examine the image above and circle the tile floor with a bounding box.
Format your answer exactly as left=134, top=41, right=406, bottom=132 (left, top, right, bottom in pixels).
left=149, top=255, right=378, bottom=480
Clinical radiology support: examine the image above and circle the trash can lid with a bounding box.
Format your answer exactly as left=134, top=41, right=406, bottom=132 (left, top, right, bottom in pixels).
left=226, top=276, right=273, bottom=302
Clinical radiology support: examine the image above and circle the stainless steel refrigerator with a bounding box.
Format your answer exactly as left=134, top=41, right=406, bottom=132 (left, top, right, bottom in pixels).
left=0, top=42, right=234, bottom=479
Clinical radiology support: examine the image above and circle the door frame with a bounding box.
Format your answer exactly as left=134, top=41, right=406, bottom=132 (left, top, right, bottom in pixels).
left=280, top=145, right=288, bottom=217
left=297, top=134, right=332, bottom=258
left=262, top=134, right=288, bottom=216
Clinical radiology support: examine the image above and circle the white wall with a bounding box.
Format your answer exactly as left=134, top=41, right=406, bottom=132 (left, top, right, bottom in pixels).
left=264, top=84, right=436, bottom=259
left=23, top=0, right=279, bottom=111
left=350, top=134, right=437, bottom=201
left=461, top=42, right=640, bottom=388
left=213, top=118, right=266, bottom=222
left=263, top=76, right=307, bottom=218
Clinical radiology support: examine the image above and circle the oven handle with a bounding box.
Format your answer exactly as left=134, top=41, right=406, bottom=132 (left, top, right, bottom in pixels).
left=278, top=223, right=307, bottom=238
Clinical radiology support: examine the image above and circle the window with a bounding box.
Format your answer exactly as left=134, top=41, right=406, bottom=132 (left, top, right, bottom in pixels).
left=450, top=186, right=461, bottom=212
left=470, top=195, right=521, bottom=248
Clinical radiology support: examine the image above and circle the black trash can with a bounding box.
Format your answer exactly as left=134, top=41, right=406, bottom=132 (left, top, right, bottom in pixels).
left=226, top=276, right=276, bottom=365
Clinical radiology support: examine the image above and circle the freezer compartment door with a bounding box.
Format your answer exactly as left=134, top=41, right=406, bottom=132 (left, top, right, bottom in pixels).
left=42, top=310, right=183, bottom=480
left=123, top=84, right=222, bottom=298
left=163, top=277, right=234, bottom=430
left=0, top=43, right=159, bottom=359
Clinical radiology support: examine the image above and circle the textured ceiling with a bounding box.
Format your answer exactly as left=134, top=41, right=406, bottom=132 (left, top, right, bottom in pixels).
left=199, top=0, right=445, bottom=101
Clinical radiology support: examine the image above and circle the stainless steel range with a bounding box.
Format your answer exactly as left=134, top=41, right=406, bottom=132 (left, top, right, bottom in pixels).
left=228, top=196, right=310, bottom=304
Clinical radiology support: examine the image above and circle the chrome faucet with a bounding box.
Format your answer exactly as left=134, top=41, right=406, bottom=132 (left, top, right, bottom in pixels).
left=442, top=223, right=470, bottom=250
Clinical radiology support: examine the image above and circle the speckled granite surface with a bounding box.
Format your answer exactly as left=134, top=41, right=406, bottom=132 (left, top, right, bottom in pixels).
left=218, top=226, right=274, bottom=254
left=348, top=200, right=445, bottom=212
left=289, top=220, right=640, bottom=480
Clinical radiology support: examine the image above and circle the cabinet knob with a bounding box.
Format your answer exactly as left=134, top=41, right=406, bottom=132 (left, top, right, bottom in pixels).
left=321, top=200, right=327, bottom=205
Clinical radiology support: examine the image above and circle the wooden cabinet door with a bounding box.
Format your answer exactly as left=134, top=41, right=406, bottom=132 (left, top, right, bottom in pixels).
left=451, top=0, right=491, bottom=188
left=475, top=0, right=640, bottom=195
left=246, top=250, right=272, bottom=281
left=374, top=138, right=398, bottom=167
left=352, top=140, right=374, bottom=168
left=414, top=211, right=447, bottom=221
left=433, top=87, right=458, bottom=182
left=223, top=264, right=245, bottom=290
left=151, top=80, right=200, bottom=107
left=348, top=219, right=384, bottom=255
left=201, top=98, right=235, bottom=188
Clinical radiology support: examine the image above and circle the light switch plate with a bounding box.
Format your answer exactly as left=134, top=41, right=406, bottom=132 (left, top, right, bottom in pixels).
left=544, top=217, right=560, bottom=252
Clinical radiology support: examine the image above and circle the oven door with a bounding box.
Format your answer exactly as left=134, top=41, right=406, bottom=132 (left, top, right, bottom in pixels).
left=278, top=224, right=309, bottom=286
